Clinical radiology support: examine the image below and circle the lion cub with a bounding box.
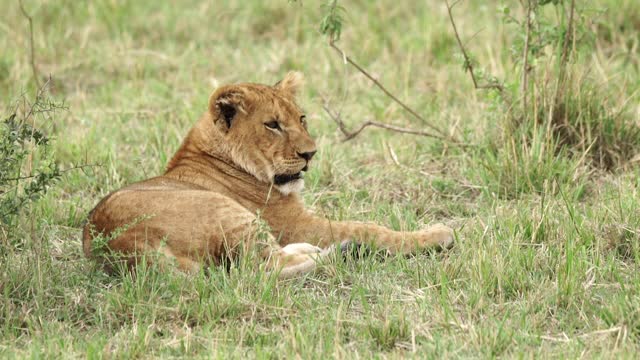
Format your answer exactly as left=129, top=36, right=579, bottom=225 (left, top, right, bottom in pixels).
left=83, top=72, right=454, bottom=278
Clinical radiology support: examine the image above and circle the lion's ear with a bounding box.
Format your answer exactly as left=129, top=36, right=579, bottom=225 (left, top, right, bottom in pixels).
left=274, top=71, right=304, bottom=96
left=209, top=88, right=245, bottom=131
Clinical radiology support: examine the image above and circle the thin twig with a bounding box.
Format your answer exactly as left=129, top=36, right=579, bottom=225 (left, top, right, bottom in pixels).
left=0, top=164, right=101, bottom=183
left=327, top=40, right=452, bottom=139
left=23, top=76, right=52, bottom=122
left=19, top=0, right=40, bottom=89
left=548, top=0, right=576, bottom=129
left=444, top=0, right=510, bottom=103
left=521, top=0, right=532, bottom=118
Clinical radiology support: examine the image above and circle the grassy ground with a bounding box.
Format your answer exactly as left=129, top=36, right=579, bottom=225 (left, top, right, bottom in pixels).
left=2, top=0, right=640, bottom=357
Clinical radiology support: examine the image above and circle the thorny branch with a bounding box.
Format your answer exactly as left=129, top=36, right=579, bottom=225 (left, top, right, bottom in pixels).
left=444, top=0, right=511, bottom=105
left=21, top=76, right=52, bottom=122
left=19, top=0, right=40, bottom=89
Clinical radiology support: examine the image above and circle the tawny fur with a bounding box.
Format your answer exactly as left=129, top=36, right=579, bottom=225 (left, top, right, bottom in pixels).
left=82, top=72, right=454, bottom=278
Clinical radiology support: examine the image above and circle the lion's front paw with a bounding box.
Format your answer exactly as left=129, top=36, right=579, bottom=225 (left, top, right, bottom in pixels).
left=421, top=223, right=455, bottom=250
left=273, top=243, right=338, bottom=279
left=280, top=242, right=323, bottom=255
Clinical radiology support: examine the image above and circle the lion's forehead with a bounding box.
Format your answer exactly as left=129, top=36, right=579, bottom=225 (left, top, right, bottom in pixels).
left=240, top=85, right=302, bottom=119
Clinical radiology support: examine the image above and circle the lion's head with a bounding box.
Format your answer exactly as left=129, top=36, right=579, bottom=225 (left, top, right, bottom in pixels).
left=205, top=72, right=316, bottom=195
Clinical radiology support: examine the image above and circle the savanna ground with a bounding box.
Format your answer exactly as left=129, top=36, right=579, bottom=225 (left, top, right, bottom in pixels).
left=1, top=0, right=640, bottom=358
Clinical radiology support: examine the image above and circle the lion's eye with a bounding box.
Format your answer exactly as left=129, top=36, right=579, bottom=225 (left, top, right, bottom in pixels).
left=300, top=115, right=307, bottom=125
left=264, top=121, right=281, bottom=130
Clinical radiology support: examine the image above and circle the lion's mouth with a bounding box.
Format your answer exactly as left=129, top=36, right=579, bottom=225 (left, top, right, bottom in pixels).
left=274, top=172, right=303, bottom=185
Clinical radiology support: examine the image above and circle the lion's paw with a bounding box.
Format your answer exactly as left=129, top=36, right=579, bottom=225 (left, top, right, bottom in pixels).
left=421, top=223, right=455, bottom=250
left=281, top=243, right=323, bottom=256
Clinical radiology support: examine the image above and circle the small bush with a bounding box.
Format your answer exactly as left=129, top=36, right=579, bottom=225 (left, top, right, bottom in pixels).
left=0, top=84, right=63, bottom=246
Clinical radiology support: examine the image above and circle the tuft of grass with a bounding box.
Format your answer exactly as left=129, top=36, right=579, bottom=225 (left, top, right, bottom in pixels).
left=473, top=128, right=586, bottom=199
left=542, top=78, right=640, bottom=170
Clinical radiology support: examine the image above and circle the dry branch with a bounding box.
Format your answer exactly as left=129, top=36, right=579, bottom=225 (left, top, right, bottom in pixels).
left=321, top=1, right=472, bottom=146
left=328, top=41, right=450, bottom=139
left=19, top=0, right=40, bottom=88
left=322, top=102, right=463, bottom=145
left=555, top=0, right=576, bottom=102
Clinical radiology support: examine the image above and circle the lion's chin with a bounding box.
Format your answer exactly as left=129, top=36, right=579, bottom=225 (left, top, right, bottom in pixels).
left=275, top=179, right=304, bottom=195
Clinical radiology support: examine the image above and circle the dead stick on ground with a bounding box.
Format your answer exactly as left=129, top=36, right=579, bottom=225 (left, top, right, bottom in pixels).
left=19, top=0, right=40, bottom=89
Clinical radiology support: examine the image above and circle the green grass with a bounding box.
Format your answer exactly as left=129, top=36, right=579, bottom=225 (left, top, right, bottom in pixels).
left=2, top=0, right=640, bottom=357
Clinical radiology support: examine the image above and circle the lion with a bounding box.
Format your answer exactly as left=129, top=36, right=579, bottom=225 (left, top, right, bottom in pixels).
left=82, top=72, right=454, bottom=278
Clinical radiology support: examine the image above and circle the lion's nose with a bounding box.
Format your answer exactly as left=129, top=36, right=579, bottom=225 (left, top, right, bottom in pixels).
left=297, top=150, right=316, bottom=161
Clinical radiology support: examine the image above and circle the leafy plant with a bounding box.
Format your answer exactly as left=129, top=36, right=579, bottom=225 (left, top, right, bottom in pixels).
left=319, top=0, right=346, bottom=41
